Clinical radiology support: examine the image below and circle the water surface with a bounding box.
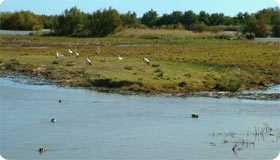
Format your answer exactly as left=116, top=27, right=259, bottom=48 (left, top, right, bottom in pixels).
left=0, top=29, right=50, bottom=36
left=0, top=77, right=279, bottom=160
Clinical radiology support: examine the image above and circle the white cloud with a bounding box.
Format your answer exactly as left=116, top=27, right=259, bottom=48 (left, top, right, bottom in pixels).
left=0, top=0, right=4, bottom=5
left=275, top=0, right=280, bottom=6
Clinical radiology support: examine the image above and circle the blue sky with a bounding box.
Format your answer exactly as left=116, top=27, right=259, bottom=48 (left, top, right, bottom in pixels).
left=0, top=0, right=279, bottom=17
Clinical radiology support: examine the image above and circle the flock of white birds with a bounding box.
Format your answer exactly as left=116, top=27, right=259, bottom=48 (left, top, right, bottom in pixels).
left=55, top=47, right=150, bottom=66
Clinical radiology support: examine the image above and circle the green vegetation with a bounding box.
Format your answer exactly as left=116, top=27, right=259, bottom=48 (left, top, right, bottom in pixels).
left=0, top=34, right=279, bottom=94
left=243, top=17, right=269, bottom=37
left=0, top=11, right=43, bottom=31
left=1, top=6, right=279, bottom=37
left=191, top=22, right=208, bottom=32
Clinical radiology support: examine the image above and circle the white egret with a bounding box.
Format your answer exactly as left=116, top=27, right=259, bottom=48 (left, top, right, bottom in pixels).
left=56, top=52, right=64, bottom=58
left=86, top=57, right=92, bottom=65
left=56, top=52, right=60, bottom=58
left=68, top=49, right=73, bottom=56
left=75, top=49, right=80, bottom=58
left=117, top=55, right=123, bottom=60
left=143, top=57, right=150, bottom=65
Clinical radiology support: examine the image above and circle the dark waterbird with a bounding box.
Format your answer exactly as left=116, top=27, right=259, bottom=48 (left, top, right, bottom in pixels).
left=39, top=147, right=47, bottom=153
left=51, top=118, right=56, bottom=123
left=191, top=114, right=199, bottom=118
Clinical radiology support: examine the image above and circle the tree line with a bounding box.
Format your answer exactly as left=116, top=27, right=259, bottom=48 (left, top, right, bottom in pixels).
left=0, top=6, right=279, bottom=37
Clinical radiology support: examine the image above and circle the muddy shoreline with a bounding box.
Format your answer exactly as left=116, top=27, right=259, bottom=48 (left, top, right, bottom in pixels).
left=1, top=69, right=279, bottom=101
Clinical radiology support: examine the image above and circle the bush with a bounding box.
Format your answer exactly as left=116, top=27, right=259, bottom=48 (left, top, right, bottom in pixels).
left=243, top=17, right=269, bottom=37
left=178, top=81, right=187, bottom=87
left=124, top=66, right=132, bottom=70
left=209, top=26, right=224, bottom=33
left=191, top=22, right=208, bottom=32
left=32, top=24, right=43, bottom=31
left=52, top=61, right=59, bottom=64
left=214, top=33, right=234, bottom=40
left=151, top=64, right=160, bottom=67
left=244, top=33, right=255, bottom=40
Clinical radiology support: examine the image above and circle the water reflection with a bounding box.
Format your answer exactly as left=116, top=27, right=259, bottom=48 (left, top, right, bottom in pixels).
left=1, top=77, right=279, bottom=160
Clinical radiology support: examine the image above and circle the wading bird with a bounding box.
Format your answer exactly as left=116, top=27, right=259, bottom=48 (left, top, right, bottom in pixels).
left=56, top=52, right=64, bottom=58
left=51, top=118, right=56, bottom=123
left=117, top=55, right=123, bottom=61
left=96, top=46, right=100, bottom=55
left=101, top=58, right=107, bottom=62
left=39, top=147, right=47, bottom=153
left=75, top=49, right=80, bottom=58
left=143, top=57, right=150, bottom=65
left=68, top=49, right=73, bottom=56
left=86, top=57, right=92, bottom=65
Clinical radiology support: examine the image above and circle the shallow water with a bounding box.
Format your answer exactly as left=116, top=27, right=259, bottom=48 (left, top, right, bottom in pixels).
left=255, top=37, right=280, bottom=43
left=243, top=85, right=280, bottom=94
left=0, top=29, right=50, bottom=36
left=0, top=77, right=279, bottom=160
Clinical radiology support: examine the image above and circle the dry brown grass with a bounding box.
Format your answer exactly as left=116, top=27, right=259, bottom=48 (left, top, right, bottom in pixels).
left=113, top=28, right=223, bottom=39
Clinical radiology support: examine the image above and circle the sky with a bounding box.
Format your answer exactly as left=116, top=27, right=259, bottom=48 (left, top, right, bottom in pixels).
left=0, top=0, right=279, bottom=17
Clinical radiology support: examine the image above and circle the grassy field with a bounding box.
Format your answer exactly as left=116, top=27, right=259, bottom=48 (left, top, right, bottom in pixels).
left=0, top=31, right=279, bottom=94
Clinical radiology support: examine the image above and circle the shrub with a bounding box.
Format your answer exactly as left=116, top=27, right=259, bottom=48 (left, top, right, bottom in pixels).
left=209, top=26, right=224, bottom=33
left=32, top=24, right=43, bottom=31
left=154, top=68, right=162, bottom=73
left=244, top=33, right=255, bottom=40
left=178, top=81, right=187, bottom=87
left=243, top=17, right=269, bottom=37
left=52, top=61, right=59, bottom=64
left=124, top=66, right=132, bottom=70
left=191, top=22, right=208, bottom=32
left=176, top=23, right=185, bottom=30
left=214, top=33, right=234, bottom=40
left=152, top=64, right=160, bottom=67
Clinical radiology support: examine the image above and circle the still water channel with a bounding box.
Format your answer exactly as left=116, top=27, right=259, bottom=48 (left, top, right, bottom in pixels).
left=0, top=77, right=279, bottom=160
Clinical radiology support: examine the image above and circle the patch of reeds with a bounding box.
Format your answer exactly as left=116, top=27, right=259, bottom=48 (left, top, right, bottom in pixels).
left=114, top=28, right=223, bottom=39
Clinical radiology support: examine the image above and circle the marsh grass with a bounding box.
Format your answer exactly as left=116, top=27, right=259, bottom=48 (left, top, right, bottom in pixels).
left=114, top=28, right=220, bottom=39
left=0, top=34, right=279, bottom=93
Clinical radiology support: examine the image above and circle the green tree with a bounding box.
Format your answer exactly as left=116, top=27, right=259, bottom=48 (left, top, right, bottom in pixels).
left=21, top=11, right=43, bottom=30
left=10, top=13, right=25, bottom=30
left=209, top=13, right=225, bottom=26
left=1, top=13, right=25, bottom=30
left=198, top=11, right=210, bottom=25
left=120, top=11, right=140, bottom=28
left=141, top=9, right=158, bottom=27
left=243, top=17, right=269, bottom=37
left=156, top=14, right=173, bottom=26
left=272, top=22, right=280, bottom=37
left=182, top=10, right=197, bottom=29
left=56, top=7, right=85, bottom=35
left=89, top=8, right=122, bottom=37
